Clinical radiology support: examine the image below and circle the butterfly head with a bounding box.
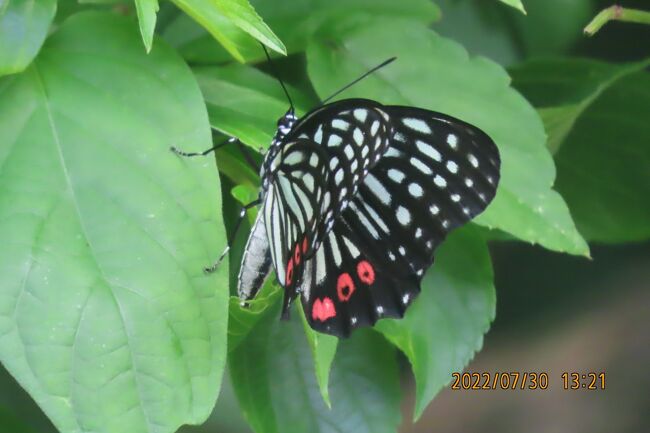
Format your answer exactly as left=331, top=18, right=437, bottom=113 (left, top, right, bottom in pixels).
left=260, top=109, right=298, bottom=194
left=276, top=108, right=297, bottom=137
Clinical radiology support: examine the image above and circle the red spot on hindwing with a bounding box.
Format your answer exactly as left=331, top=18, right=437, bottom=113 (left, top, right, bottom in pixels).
left=337, top=272, right=356, bottom=302
left=286, top=257, right=294, bottom=286
left=312, top=297, right=336, bottom=322
left=302, top=237, right=308, bottom=254
left=294, top=243, right=301, bottom=265
left=357, top=260, right=375, bottom=285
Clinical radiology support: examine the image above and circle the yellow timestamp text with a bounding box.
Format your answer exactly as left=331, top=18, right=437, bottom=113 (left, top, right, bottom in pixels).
left=561, top=372, right=605, bottom=390
left=451, top=372, right=549, bottom=390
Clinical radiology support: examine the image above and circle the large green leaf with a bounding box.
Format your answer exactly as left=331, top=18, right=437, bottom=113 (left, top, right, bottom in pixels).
left=170, top=0, right=285, bottom=62
left=376, top=228, right=495, bottom=419
left=511, top=58, right=650, bottom=242
left=230, top=296, right=401, bottom=433
left=0, top=0, right=57, bottom=76
left=306, top=19, right=588, bottom=256
left=0, top=12, right=227, bottom=433
left=165, top=0, right=440, bottom=63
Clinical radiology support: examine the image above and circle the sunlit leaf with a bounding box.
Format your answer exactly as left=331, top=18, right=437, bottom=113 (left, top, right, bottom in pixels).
left=166, top=0, right=440, bottom=63
left=171, top=0, right=285, bottom=61
left=0, top=12, right=227, bottom=433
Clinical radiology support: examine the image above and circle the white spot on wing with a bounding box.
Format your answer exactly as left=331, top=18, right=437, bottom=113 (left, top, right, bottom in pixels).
left=388, top=168, right=405, bottom=183
left=468, top=154, right=479, bottom=168
left=304, top=174, right=314, bottom=191
left=370, top=121, right=380, bottom=136
left=332, top=119, right=349, bottom=131
left=365, top=173, right=391, bottom=205
left=408, top=183, right=423, bottom=198
left=344, top=145, right=355, bottom=160
left=446, top=160, right=458, bottom=173
left=402, top=118, right=431, bottom=134
left=334, top=168, right=344, bottom=185
left=410, top=157, right=432, bottom=175
left=353, top=128, right=363, bottom=145
left=434, top=175, right=447, bottom=188
left=354, top=109, right=368, bottom=122
left=416, top=140, right=441, bottom=162
left=447, top=134, right=458, bottom=149
left=397, top=206, right=411, bottom=225
left=314, top=125, right=323, bottom=144
left=328, top=134, right=342, bottom=147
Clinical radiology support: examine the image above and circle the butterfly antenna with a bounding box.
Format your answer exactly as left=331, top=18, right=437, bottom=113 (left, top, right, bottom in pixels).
left=321, top=57, right=397, bottom=105
left=261, top=44, right=294, bottom=111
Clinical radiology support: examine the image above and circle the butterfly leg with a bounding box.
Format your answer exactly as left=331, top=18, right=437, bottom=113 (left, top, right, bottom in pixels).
left=170, top=136, right=237, bottom=158
left=204, top=198, right=262, bottom=273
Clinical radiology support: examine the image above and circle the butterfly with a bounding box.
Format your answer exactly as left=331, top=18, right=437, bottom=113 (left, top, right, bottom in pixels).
left=233, top=61, right=500, bottom=337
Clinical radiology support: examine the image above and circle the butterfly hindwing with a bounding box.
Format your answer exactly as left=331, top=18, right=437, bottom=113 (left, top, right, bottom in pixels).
left=298, top=105, right=500, bottom=336
left=300, top=217, right=420, bottom=336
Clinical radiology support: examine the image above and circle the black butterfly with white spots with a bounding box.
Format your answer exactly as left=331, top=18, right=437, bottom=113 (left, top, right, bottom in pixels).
left=236, top=90, right=500, bottom=337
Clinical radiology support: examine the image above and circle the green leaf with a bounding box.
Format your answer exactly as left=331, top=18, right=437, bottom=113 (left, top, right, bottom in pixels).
left=0, top=12, right=228, bottom=433
left=376, top=227, right=495, bottom=420
left=511, top=58, right=650, bottom=243
left=498, top=0, right=526, bottom=14
left=0, top=0, right=57, bottom=76
left=227, top=283, right=281, bottom=352
left=135, top=0, right=159, bottom=53
left=306, top=20, right=589, bottom=256
left=170, top=0, right=286, bottom=61
left=230, top=296, right=401, bottom=433
left=298, top=303, right=338, bottom=407
left=194, top=64, right=317, bottom=149
left=166, top=0, right=440, bottom=64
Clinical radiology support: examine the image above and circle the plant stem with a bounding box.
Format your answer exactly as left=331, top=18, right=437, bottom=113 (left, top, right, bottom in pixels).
left=584, top=5, right=650, bottom=36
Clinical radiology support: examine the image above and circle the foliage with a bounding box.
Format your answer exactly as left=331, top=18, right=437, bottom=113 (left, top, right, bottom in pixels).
left=0, top=1, right=648, bottom=433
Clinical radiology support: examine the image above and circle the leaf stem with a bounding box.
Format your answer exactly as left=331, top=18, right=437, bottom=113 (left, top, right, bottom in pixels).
left=584, top=5, right=650, bottom=36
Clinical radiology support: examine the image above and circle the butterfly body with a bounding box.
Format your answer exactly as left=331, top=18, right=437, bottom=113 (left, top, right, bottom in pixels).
left=238, top=98, right=500, bottom=337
